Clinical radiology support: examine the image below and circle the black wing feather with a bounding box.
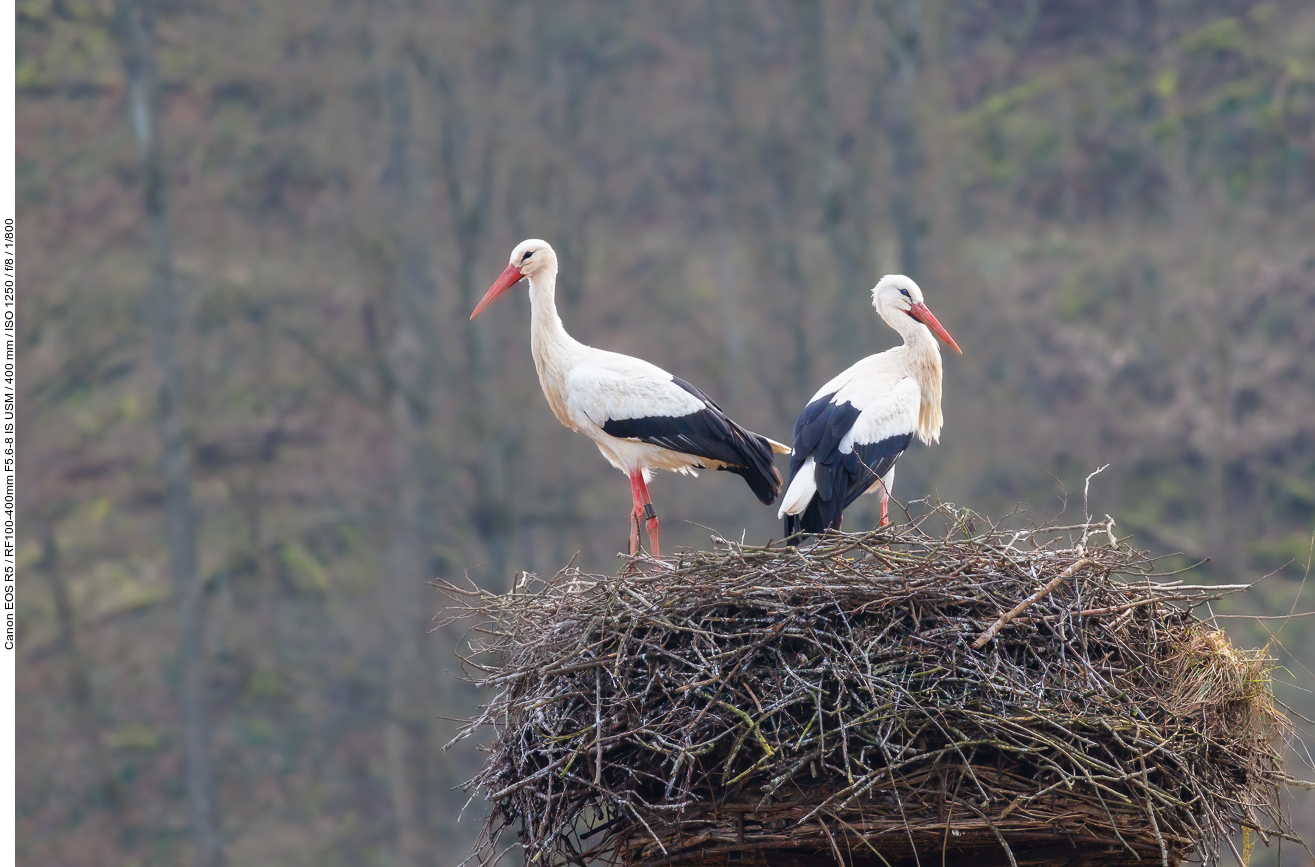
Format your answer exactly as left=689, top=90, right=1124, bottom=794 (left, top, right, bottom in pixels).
left=601, top=377, right=783, bottom=505
left=783, top=392, right=913, bottom=540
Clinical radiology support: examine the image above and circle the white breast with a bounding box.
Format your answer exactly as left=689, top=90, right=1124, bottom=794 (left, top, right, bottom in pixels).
left=839, top=377, right=920, bottom=453
left=566, top=349, right=705, bottom=430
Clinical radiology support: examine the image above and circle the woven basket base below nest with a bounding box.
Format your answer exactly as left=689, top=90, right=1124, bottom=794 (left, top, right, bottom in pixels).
left=626, top=801, right=1187, bottom=867
left=644, top=826, right=1184, bottom=867
left=672, top=838, right=1178, bottom=867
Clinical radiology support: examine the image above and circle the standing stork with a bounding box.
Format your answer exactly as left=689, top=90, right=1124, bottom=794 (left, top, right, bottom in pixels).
left=778, top=275, right=962, bottom=541
left=471, top=239, right=790, bottom=559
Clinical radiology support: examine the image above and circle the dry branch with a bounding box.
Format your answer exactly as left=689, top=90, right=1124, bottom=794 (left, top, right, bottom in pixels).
left=442, top=504, right=1304, bottom=867
left=972, top=557, right=1097, bottom=648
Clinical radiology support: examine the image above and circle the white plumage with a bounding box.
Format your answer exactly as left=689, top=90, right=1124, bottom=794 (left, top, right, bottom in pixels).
left=779, top=274, right=962, bottom=539
left=567, top=360, right=705, bottom=443
left=472, top=239, right=789, bottom=558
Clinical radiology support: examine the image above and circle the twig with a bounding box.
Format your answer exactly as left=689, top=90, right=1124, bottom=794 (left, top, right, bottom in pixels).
left=972, top=558, right=1096, bottom=648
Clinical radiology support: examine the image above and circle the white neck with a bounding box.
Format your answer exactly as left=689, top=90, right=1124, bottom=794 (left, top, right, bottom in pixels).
left=882, top=306, right=945, bottom=444
left=524, top=263, right=583, bottom=413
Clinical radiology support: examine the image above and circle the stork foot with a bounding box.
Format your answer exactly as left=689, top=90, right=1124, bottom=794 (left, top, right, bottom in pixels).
left=628, top=507, right=643, bottom=556
left=626, top=472, right=661, bottom=560
left=645, top=513, right=660, bottom=560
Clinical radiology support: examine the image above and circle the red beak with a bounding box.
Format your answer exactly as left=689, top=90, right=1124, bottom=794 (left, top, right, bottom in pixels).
left=910, top=302, right=963, bottom=354
left=470, top=263, right=525, bottom=320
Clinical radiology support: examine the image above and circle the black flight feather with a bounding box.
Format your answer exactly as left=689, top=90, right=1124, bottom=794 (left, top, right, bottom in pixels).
left=600, top=377, right=783, bottom=505
left=783, top=393, right=913, bottom=541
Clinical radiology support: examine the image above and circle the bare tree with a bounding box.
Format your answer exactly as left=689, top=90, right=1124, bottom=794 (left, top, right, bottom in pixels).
left=111, top=1, right=222, bottom=865
left=705, top=0, right=748, bottom=391
left=415, top=35, right=516, bottom=584
left=378, top=58, right=441, bottom=866
left=879, top=0, right=923, bottom=278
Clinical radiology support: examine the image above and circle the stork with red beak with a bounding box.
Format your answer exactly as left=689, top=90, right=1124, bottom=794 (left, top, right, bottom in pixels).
left=779, top=274, right=962, bottom=541
left=472, top=239, right=790, bottom=559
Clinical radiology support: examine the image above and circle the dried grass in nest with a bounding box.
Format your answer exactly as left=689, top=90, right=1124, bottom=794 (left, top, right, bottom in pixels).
left=442, top=504, right=1306, bottom=867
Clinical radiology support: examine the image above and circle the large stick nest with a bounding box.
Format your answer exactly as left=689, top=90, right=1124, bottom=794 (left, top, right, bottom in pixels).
left=443, top=505, right=1305, bottom=867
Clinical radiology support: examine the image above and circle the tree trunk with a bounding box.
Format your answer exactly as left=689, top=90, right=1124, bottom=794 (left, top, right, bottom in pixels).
left=917, top=0, right=962, bottom=291
left=380, top=62, right=438, bottom=867
left=421, top=53, right=515, bottom=585
left=111, top=2, right=222, bottom=865
left=1157, top=26, right=1234, bottom=579
left=1205, top=253, right=1236, bottom=580
left=795, top=0, right=867, bottom=363
left=884, top=0, right=923, bottom=278
left=706, top=0, right=746, bottom=394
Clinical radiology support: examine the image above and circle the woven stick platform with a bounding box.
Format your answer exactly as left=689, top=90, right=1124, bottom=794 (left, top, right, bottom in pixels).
left=443, top=505, right=1306, bottom=867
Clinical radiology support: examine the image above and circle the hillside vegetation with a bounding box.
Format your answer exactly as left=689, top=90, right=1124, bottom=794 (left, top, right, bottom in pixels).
left=17, top=1, right=1315, bottom=864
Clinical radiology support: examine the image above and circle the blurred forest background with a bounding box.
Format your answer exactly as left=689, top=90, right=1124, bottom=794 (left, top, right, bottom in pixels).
left=15, top=0, right=1315, bottom=864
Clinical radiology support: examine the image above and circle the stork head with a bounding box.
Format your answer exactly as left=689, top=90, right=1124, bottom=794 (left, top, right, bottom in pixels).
left=873, top=274, right=963, bottom=354
left=470, top=239, right=558, bottom=319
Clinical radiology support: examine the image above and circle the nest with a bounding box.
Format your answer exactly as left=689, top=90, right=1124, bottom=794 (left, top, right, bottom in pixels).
left=443, top=506, right=1305, bottom=867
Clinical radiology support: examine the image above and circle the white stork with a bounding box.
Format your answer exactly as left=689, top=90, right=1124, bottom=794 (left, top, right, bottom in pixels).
left=778, top=275, right=962, bottom=540
left=471, top=239, right=790, bottom=558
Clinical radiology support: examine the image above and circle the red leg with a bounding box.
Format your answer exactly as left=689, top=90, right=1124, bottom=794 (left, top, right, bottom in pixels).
left=633, top=472, right=660, bottom=559
left=627, top=472, right=646, bottom=555
left=879, top=489, right=890, bottom=527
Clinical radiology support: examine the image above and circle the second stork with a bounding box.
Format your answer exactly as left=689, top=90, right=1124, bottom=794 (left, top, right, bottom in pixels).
left=779, top=275, right=962, bottom=540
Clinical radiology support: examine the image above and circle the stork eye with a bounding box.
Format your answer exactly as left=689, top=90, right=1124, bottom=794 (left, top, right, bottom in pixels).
left=899, top=288, right=911, bottom=298
left=521, top=251, right=533, bottom=262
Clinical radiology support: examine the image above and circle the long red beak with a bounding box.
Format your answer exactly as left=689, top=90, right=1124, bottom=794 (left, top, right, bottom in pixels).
left=910, top=302, right=963, bottom=354
left=470, top=263, right=525, bottom=320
